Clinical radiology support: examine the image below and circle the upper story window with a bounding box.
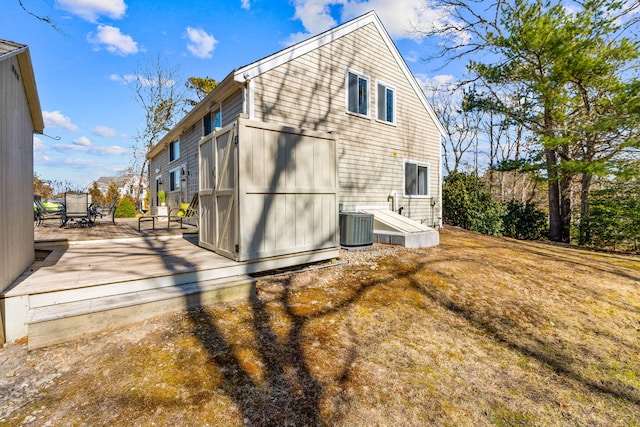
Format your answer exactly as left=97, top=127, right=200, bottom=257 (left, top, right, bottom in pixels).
left=169, top=140, right=180, bottom=162
left=377, top=81, right=395, bottom=124
left=203, top=107, right=222, bottom=136
left=404, top=160, right=430, bottom=197
left=346, top=69, right=369, bottom=117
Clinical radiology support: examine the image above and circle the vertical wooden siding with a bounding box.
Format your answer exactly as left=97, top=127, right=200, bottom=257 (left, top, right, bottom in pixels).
left=0, top=56, right=35, bottom=293
left=150, top=90, right=245, bottom=207
left=252, top=23, right=441, bottom=225
left=237, top=118, right=339, bottom=261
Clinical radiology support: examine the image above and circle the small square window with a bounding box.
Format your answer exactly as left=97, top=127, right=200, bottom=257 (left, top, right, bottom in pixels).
left=404, top=161, right=429, bottom=197
left=347, top=70, right=369, bottom=116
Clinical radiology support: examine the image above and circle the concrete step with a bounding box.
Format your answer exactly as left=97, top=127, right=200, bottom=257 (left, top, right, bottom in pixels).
left=26, top=274, right=256, bottom=350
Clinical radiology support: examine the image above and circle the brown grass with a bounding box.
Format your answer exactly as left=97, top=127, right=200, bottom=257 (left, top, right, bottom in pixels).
left=3, top=228, right=640, bottom=426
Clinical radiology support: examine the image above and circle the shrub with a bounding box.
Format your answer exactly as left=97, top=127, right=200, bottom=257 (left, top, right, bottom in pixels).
left=115, top=195, right=137, bottom=218
left=443, top=172, right=504, bottom=235
left=502, top=200, right=547, bottom=240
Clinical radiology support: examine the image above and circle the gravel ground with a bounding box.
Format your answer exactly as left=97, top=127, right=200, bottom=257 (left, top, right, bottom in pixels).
left=0, top=244, right=400, bottom=424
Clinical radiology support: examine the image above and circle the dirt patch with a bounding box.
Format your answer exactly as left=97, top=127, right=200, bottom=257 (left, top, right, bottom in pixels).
left=1, top=228, right=639, bottom=426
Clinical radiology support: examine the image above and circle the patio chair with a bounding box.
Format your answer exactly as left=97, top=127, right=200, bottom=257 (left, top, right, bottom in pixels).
left=93, top=194, right=118, bottom=224
left=34, top=195, right=63, bottom=226
left=61, top=192, right=91, bottom=227
left=169, top=193, right=199, bottom=229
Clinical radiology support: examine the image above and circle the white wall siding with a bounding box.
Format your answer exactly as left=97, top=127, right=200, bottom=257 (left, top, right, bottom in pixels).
left=252, top=23, right=441, bottom=225
left=0, top=55, right=35, bottom=293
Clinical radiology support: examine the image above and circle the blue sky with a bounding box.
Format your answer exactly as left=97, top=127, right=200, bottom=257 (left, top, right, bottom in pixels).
left=4, top=0, right=462, bottom=188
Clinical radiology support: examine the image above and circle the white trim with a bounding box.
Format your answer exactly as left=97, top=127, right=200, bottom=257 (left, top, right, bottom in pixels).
left=248, top=79, right=255, bottom=119
left=403, top=159, right=431, bottom=198
left=355, top=205, right=389, bottom=211
left=375, top=79, right=397, bottom=126
left=232, top=11, right=445, bottom=136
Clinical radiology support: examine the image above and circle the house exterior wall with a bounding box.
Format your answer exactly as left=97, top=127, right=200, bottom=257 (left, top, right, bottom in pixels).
left=0, top=54, right=35, bottom=293
left=149, top=90, right=244, bottom=209
left=251, top=22, right=441, bottom=225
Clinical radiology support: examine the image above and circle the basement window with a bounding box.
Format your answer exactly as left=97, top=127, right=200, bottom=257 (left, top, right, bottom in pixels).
left=404, top=160, right=429, bottom=197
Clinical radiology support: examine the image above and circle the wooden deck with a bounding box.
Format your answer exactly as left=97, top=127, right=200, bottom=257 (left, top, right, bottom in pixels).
left=2, top=218, right=339, bottom=349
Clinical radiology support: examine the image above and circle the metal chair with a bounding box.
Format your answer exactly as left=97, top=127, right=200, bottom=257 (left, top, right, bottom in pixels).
left=34, top=195, right=63, bottom=226
left=94, top=194, right=118, bottom=224
left=62, top=192, right=91, bottom=227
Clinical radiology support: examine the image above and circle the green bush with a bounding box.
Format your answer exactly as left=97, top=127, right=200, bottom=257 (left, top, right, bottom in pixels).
left=502, top=200, right=548, bottom=240
left=443, top=172, right=504, bottom=235
left=581, top=182, right=640, bottom=250
left=115, top=195, right=137, bottom=218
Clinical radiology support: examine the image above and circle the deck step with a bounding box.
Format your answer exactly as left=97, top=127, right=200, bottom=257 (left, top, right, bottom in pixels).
left=26, top=275, right=256, bottom=350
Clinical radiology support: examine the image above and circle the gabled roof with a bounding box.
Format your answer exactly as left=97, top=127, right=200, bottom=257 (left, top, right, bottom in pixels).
left=234, top=11, right=445, bottom=136
left=0, top=39, right=44, bottom=133
left=151, top=11, right=444, bottom=158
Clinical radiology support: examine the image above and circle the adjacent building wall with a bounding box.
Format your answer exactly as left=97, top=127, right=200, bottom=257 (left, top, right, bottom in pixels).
left=251, top=22, right=441, bottom=225
left=0, top=54, right=35, bottom=295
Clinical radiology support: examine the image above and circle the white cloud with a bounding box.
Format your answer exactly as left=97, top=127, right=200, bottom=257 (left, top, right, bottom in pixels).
left=185, top=27, right=217, bottom=59
left=74, top=136, right=92, bottom=146
left=33, top=137, right=46, bottom=151
left=53, top=142, right=128, bottom=156
left=287, top=0, right=469, bottom=44
left=241, top=0, right=251, bottom=10
left=113, top=73, right=174, bottom=87
left=94, top=125, right=119, bottom=137
left=56, top=0, right=127, bottom=23
left=43, top=111, right=79, bottom=132
left=96, top=145, right=129, bottom=155
left=88, top=25, right=139, bottom=56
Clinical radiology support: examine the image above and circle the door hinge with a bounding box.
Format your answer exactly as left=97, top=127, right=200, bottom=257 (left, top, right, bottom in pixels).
left=234, top=135, right=239, bottom=145
left=235, top=244, right=239, bottom=253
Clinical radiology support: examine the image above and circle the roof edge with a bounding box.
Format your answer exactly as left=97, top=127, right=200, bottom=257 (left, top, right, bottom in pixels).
left=15, top=47, right=44, bottom=133
left=233, top=11, right=445, bottom=136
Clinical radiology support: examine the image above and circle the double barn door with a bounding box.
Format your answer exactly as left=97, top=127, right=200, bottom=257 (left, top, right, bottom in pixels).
left=198, top=123, right=237, bottom=259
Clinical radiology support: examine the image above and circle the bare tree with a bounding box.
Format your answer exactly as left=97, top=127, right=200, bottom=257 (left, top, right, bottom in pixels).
left=427, top=84, right=483, bottom=174
left=17, top=0, right=65, bottom=34
left=130, top=56, right=185, bottom=208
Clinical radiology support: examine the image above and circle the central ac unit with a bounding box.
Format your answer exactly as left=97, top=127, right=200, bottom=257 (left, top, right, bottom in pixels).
left=339, top=212, right=374, bottom=246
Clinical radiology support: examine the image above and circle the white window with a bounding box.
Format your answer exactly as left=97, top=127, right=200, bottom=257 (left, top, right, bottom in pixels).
left=203, top=108, right=222, bottom=136
left=346, top=69, right=369, bottom=117
left=169, top=167, right=181, bottom=192
left=169, top=140, right=180, bottom=162
left=404, top=160, right=430, bottom=197
left=377, top=81, right=395, bottom=124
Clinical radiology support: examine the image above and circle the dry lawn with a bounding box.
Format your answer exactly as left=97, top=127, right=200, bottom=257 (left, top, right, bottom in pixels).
left=3, top=227, right=640, bottom=426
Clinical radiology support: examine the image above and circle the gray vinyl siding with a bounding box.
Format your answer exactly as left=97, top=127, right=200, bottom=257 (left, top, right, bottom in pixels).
left=149, top=89, right=244, bottom=208
left=221, top=90, right=243, bottom=127
left=0, top=54, right=35, bottom=293
left=252, top=23, right=441, bottom=224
